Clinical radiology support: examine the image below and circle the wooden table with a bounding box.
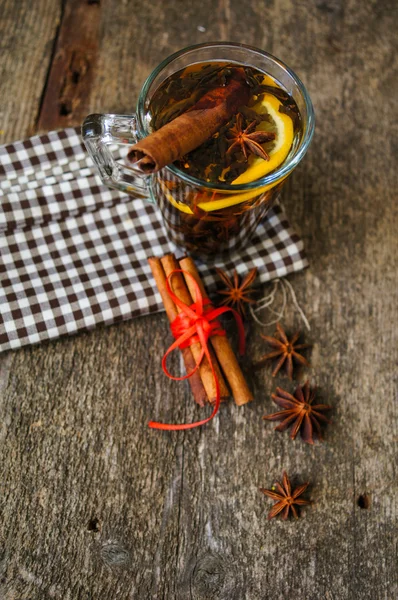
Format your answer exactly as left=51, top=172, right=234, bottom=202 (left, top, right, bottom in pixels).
left=1, top=1, right=397, bottom=598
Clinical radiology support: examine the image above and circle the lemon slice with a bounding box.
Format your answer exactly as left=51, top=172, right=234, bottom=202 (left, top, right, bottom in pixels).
left=260, top=74, right=279, bottom=88
left=232, top=93, right=294, bottom=185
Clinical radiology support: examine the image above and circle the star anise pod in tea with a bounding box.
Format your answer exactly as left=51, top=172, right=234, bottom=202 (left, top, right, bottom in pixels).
left=215, top=267, right=257, bottom=318
left=259, top=471, right=312, bottom=520
left=263, top=380, right=332, bottom=445
left=255, top=322, right=311, bottom=380
left=226, top=113, right=275, bottom=161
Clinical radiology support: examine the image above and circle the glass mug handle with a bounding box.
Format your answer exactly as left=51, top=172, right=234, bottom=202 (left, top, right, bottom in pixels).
left=81, top=114, right=151, bottom=200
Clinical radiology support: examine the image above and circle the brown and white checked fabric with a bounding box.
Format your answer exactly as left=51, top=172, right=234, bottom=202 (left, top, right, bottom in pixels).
left=0, top=127, right=308, bottom=353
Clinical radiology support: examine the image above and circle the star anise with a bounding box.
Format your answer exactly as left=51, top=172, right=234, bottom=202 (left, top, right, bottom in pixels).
left=226, top=113, right=275, bottom=161
left=263, top=380, right=332, bottom=444
left=259, top=471, right=312, bottom=520
left=255, top=322, right=311, bottom=379
left=215, top=267, right=257, bottom=318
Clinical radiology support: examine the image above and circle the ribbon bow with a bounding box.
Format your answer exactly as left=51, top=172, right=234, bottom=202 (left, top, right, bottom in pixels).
left=149, top=270, right=245, bottom=431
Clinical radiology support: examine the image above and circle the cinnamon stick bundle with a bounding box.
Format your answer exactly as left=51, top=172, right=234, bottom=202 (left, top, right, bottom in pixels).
left=160, top=254, right=230, bottom=404
left=179, top=256, right=253, bottom=406
left=148, top=256, right=207, bottom=407
left=128, top=69, right=251, bottom=174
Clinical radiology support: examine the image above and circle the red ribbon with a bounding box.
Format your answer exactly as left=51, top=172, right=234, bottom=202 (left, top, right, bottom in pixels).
left=148, top=270, right=245, bottom=431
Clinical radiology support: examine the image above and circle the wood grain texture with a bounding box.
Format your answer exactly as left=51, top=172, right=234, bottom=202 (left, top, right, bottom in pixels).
left=37, top=0, right=102, bottom=131
left=0, top=0, right=397, bottom=598
left=0, top=0, right=60, bottom=141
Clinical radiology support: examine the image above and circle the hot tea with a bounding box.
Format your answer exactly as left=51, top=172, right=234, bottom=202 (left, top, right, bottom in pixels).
left=147, top=62, right=302, bottom=254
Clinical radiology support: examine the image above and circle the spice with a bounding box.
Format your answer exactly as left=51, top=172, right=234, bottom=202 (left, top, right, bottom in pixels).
left=127, top=69, right=251, bottom=173
left=160, top=254, right=229, bottom=404
left=179, top=256, right=253, bottom=406
left=148, top=256, right=207, bottom=406
left=226, top=113, right=275, bottom=161
left=215, top=267, right=257, bottom=318
left=147, top=253, right=247, bottom=430
left=254, top=322, right=311, bottom=379
left=263, top=380, right=332, bottom=445
left=259, top=471, right=312, bottom=520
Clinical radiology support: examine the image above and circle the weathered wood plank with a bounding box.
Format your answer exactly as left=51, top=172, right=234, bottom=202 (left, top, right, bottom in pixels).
left=0, top=0, right=397, bottom=598
left=37, top=0, right=102, bottom=131
left=0, top=0, right=60, bottom=142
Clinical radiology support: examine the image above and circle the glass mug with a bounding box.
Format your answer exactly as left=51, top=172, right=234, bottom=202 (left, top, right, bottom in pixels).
left=82, top=42, right=314, bottom=257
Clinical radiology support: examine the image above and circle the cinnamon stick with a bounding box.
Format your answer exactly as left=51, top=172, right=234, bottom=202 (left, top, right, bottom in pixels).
left=127, top=69, right=251, bottom=174
left=148, top=256, right=207, bottom=407
left=179, top=256, right=253, bottom=406
left=160, top=254, right=230, bottom=403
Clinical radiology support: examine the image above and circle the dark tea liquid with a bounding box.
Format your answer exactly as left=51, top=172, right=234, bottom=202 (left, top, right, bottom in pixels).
left=147, top=62, right=302, bottom=255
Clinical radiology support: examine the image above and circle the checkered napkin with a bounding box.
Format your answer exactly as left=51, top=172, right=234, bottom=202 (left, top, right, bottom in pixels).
left=0, top=128, right=308, bottom=353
